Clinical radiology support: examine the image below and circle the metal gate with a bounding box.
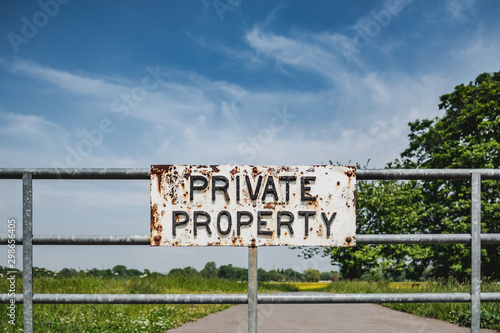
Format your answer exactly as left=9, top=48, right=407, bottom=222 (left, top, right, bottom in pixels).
left=1, top=168, right=500, bottom=333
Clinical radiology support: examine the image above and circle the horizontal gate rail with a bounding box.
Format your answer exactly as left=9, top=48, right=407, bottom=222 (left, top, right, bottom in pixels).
left=1, top=167, right=499, bottom=333
left=0, top=168, right=149, bottom=179
left=2, top=168, right=500, bottom=180
left=1, top=293, right=248, bottom=304
left=2, top=293, right=500, bottom=304
left=2, top=233, right=500, bottom=245
left=260, top=293, right=500, bottom=304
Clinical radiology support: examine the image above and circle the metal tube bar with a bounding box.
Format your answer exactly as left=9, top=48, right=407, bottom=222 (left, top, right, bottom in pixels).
left=22, top=172, right=33, bottom=333
left=357, top=169, right=500, bottom=180
left=248, top=247, right=258, bottom=333
left=5, top=292, right=500, bottom=304
left=357, top=234, right=471, bottom=244
left=3, top=234, right=500, bottom=245
left=0, top=293, right=247, bottom=304
left=471, top=172, right=481, bottom=333
left=258, top=293, right=472, bottom=304
left=29, top=235, right=150, bottom=245
left=481, top=233, right=500, bottom=243
left=0, top=168, right=149, bottom=179
left=481, top=293, right=500, bottom=302
left=2, top=168, right=500, bottom=180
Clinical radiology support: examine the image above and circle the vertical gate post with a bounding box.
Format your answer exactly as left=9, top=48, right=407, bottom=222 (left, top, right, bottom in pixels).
left=23, top=172, right=33, bottom=333
left=248, top=246, right=258, bottom=333
left=471, top=172, right=481, bottom=333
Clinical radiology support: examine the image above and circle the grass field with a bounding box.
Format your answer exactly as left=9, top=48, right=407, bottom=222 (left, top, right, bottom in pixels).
left=0, top=275, right=295, bottom=333
left=1, top=277, right=499, bottom=332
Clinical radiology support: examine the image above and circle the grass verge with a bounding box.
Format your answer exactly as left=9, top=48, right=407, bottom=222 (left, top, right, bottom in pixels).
left=0, top=275, right=295, bottom=333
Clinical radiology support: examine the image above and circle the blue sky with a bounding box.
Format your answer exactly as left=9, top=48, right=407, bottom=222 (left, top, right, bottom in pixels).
left=1, top=0, right=499, bottom=273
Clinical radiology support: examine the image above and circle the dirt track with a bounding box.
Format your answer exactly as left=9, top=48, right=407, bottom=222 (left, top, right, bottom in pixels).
left=167, top=292, right=496, bottom=333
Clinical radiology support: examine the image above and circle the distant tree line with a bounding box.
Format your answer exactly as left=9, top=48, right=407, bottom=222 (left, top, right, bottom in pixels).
left=0, top=264, right=340, bottom=282
left=168, top=262, right=340, bottom=282
left=0, top=265, right=153, bottom=278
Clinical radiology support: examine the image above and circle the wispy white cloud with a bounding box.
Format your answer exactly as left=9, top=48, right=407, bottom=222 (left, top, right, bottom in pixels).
left=244, top=1, right=415, bottom=75
left=10, top=59, right=125, bottom=97
left=0, top=55, right=444, bottom=169
left=245, top=27, right=346, bottom=84
left=445, top=0, right=476, bottom=20
left=0, top=112, right=72, bottom=167
left=0, top=111, right=67, bottom=141
left=4, top=18, right=497, bottom=171
left=450, top=37, right=500, bottom=77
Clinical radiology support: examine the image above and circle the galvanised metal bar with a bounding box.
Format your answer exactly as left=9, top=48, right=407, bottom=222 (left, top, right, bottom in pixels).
left=3, top=234, right=500, bottom=245
left=471, top=172, right=481, bottom=333
left=2, top=168, right=500, bottom=180
left=3, top=292, right=500, bottom=304
left=358, top=234, right=470, bottom=244
left=24, top=235, right=150, bottom=245
left=481, top=293, right=500, bottom=302
left=22, top=172, right=33, bottom=333
left=357, top=169, right=500, bottom=180
left=0, top=168, right=149, bottom=179
left=357, top=233, right=500, bottom=244
left=248, top=247, right=258, bottom=333
left=0, top=294, right=247, bottom=304
left=258, top=293, right=472, bottom=304
left=477, top=233, right=500, bottom=244
left=2, top=293, right=500, bottom=304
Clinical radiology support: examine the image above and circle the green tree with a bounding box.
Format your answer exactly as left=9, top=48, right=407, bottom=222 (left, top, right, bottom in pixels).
left=320, top=271, right=333, bottom=281
left=315, top=71, right=500, bottom=281
left=102, top=268, right=113, bottom=277
left=200, top=261, right=218, bottom=278
left=257, top=268, right=269, bottom=282
left=304, top=268, right=321, bottom=282
left=168, top=268, right=185, bottom=276
left=112, top=265, right=127, bottom=276
left=267, top=269, right=285, bottom=282
left=218, top=264, right=247, bottom=280
left=183, top=266, right=199, bottom=276
left=282, top=268, right=303, bottom=282
left=397, top=71, right=500, bottom=280
left=303, top=173, right=429, bottom=280
left=126, top=268, right=142, bottom=276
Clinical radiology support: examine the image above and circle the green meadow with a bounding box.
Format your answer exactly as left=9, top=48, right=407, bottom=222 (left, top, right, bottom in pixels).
left=1, top=270, right=499, bottom=332
left=0, top=273, right=297, bottom=333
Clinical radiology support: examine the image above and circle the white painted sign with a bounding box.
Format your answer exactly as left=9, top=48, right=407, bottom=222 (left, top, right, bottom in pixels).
left=150, top=165, right=356, bottom=247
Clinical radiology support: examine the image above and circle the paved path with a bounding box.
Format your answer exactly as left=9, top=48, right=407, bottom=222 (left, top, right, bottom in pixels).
left=168, top=293, right=496, bottom=333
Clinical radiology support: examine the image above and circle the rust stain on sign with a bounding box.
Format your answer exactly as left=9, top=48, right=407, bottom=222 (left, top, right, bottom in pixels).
left=150, top=165, right=356, bottom=247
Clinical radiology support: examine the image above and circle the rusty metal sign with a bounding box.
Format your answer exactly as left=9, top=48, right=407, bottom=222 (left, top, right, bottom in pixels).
left=150, top=165, right=356, bottom=247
